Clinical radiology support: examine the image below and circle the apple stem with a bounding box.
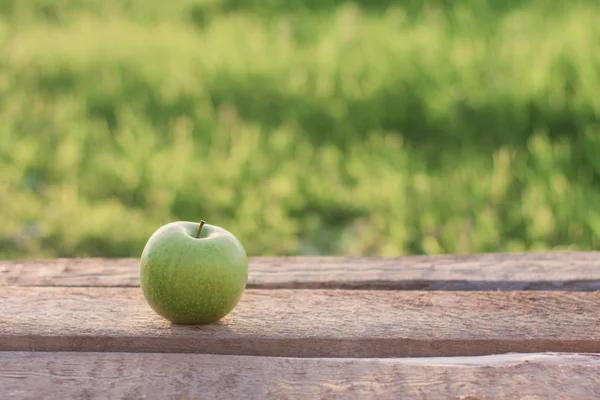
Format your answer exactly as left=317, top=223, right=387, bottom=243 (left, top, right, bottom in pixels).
left=196, top=220, right=206, bottom=238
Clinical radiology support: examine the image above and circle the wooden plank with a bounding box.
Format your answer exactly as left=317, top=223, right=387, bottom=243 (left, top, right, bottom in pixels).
left=1, top=352, right=600, bottom=399
left=2, top=252, right=600, bottom=290
left=1, top=287, right=599, bottom=357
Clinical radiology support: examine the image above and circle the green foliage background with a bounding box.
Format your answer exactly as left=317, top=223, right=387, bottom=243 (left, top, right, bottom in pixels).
left=2, top=0, right=600, bottom=259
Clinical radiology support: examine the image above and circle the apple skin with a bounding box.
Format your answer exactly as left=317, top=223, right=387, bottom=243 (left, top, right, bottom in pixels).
left=139, top=221, right=248, bottom=325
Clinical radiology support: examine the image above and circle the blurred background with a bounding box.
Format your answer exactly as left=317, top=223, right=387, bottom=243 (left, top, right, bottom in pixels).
left=1, top=0, right=600, bottom=260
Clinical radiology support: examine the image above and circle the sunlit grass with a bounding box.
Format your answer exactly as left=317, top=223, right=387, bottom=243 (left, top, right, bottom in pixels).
left=1, top=0, right=599, bottom=258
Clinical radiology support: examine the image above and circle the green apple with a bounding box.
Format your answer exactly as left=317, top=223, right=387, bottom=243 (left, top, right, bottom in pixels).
left=139, top=220, right=248, bottom=325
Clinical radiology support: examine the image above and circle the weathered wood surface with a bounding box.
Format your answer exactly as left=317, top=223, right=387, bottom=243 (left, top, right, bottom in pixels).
left=1, top=287, right=599, bottom=357
left=2, top=251, right=600, bottom=290
left=2, top=351, right=600, bottom=399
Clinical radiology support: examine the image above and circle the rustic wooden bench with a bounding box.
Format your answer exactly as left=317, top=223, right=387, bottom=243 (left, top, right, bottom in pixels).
left=2, top=252, right=600, bottom=398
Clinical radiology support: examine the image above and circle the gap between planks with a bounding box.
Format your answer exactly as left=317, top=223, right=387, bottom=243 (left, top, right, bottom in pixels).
left=2, top=251, right=600, bottom=290
left=1, top=351, right=600, bottom=399
left=1, top=287, right=599, bottom=357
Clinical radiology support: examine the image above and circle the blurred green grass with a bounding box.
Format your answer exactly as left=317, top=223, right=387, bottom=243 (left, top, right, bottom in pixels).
left=2, top=0, right=600, bottom=259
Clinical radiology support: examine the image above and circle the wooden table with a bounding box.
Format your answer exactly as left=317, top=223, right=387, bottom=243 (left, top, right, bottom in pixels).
left=2, top=252, right=600, bottom=399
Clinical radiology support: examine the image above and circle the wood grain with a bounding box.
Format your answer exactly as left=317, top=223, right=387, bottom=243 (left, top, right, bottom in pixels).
left=2, top=251, right=600, bottom=290
left=1, top=287, right=599, bottom=357
left=2, top=351, right=600, bottom=399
